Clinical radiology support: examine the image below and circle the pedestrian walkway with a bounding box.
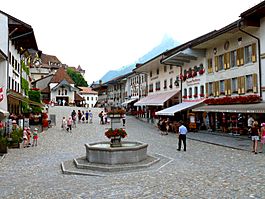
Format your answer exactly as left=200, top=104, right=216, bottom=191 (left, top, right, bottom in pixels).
left=187, top=131, right=253, bottom=151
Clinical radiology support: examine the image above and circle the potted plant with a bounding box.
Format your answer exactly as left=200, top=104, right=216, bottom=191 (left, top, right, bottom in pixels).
left=0, top=135, right=8, bottom=153
left=105, top=128, right=127, bottom=147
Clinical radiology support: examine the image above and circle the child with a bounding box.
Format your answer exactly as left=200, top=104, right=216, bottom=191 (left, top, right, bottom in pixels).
left=32, top=128, right=38, bottom=147
left=61, top=117, right=67, bottom=131
left=259, top=123, right=265, bottom=153
left=67, top=116, right=73, bottom=133
left=22, top=127, right=28, bottom=148
left=81, top=111, right=85, bottom=123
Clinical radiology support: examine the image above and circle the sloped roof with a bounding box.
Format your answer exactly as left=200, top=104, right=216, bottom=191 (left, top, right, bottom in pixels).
left=50, top=67, right=74, bottom=84
left=41, top=53, right=61, bottom=65
left=41, top=86, right=50, bottom=94
left=75, top=93, right=85, bottom=101
left=79, top=87, right=98, bottom=94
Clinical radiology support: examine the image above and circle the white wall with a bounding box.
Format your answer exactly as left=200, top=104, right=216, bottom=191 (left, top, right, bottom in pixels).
left=80, top=93, right=98, bottom=108
left=259, top=17, right=265, bottom=100
left=0, top=13, right=8, bottom=56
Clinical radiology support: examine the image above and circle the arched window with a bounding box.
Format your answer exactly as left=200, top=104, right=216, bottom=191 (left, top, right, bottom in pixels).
left=65, top=90, right=67, bottom=95
left=58, top=90, right=60, bottom=95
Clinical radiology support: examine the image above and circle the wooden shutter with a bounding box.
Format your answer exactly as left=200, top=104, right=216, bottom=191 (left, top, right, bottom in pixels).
left=227, top=79, right=231, bottom=95
left=241, top=76, right=245, bottom=94
left=237, top=77, right=241, bottom=94
left=224, top=53, right=227, bottom=69
left=240, top=48, right=244, bottom=65
left=236, top=49, right=240, bottom=66
left=253, top=73, right=258, bottom=93
left=205, top=83, right=209, bottom=97
left=252, top=43, right=257, bottom=63
left=216, top=81, right=220, bottom=97
left=226, top=52, right=230, bottom=69
left=214, top=56, right=218, bottom=72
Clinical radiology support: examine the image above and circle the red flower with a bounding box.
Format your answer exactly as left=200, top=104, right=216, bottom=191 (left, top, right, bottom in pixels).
left=105, top=128, right=127, bottom=138
left=200, top=93, right=205, bottom=97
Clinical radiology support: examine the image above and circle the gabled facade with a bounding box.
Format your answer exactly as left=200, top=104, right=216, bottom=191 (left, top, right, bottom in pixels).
left=79, top=87, right=98, bottom=108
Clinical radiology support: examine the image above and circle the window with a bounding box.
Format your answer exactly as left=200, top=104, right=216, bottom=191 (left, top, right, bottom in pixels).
left=246, top=75, right=253, bottom=92
left=91, top=97, right=93, bottom=101
left=156, top=68, right=159, bottom=75
left=164, top=65, right=167, bottom=72
left=232, top=78, right=238, bottom=93
left=200, top=85, right=204, bottom=97
left=150, top=71, right=152, bottom=78
left=236, top=47, right=244, bottom=66
left=183, top=88, right=187, bottom=97
left=194, top=87, right=198, bottom=98
left=65, top=90, right=67, bottom=95
left=9, top=52, right=11, bottom=64
left=170, top=65, right=173, bottom=70
left=169, top=78, right=173, bottom=88
left=189, top=87, right=192, bottom=98
left=17, top=83, right=19, bottom=93
left=209, top=82, right=213, bottom=96
left=155, top=81, right=160, bottom=91
left=12, top=56, right=14, bottom=67
left=164, top=79, right=167, bottom=89
left=230, top=50, right=237, bottom=68
left=149, top=83, right=153, bottom=92
left=220, top=80, right=225, bottom=95
left=207, top=58, right=213, bottom=73
left=15, top=60, right=17, bottom=70
left=96, top=97, right=98, bottom=101
left=58, top=90, right=60, bottom=95
left=218, top=54, right=224, bottom=70
left=14, top=81, right=17, bottom=92
left=245, top=45, right=252, bottom=64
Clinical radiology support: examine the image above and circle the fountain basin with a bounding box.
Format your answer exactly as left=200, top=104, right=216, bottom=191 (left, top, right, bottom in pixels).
left=85, top=141, right=148, bottom=165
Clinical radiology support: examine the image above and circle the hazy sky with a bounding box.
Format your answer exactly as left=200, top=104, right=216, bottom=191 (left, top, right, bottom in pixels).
left=1, top=0, right=263, bottom=83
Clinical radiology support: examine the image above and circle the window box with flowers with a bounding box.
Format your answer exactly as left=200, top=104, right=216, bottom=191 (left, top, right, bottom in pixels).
left=169, top=85, right=172, bottom=89
left=182, top=95, right=187, bottom=99
left=188, top=95, right=192, bottom=98
left=200, top=93, right=205, bottom=97
left=105, top=128, right=127, bottom=147
left=193, top=94, right=198, bottom=98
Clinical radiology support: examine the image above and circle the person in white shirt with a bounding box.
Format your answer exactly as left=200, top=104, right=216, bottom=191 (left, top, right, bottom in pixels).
left=177, top=121, right=188, bottom=151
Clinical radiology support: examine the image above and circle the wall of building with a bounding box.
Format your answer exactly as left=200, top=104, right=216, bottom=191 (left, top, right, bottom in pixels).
left=259, top=17, right=265, bottom=100
left=80, top=93, right=98, bottom=108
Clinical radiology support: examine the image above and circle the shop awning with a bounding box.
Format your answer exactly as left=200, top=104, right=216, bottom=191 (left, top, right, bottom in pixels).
left=122, top=98, right=137, bottom=106
left=134, top=91, right=179, bottom=106
left=192, top=103, right=265, bottom=113
left=155, top=100, right=205, bottom=116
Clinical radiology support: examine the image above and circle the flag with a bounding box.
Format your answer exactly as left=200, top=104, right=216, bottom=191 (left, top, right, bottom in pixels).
left=0, top=87, right=3, bottom=102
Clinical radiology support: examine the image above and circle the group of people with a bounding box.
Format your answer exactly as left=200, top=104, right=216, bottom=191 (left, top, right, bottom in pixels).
left=98, top=111, right=126, bottom=126
left=22, top=127, right=38, bottom=147
left=61, top=110, right=93, bottom=133
left=157, top=118, right=174, bottom=135
left=248, top=117, right=265, bottom=154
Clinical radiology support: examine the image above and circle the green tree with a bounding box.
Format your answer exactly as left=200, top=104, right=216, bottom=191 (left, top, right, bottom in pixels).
left=28, top=89, right=43, bottom=113
left=67, top=68, right=88, bottom=87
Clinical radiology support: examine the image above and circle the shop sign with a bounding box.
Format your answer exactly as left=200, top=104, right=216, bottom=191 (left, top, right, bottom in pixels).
left=0, top=87, right=3, bottom=102
left=186, top=78, right=200, bottom=86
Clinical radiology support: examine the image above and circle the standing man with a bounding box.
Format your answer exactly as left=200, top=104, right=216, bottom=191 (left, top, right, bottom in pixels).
left=177, top=121, right=188, bottom=151
left=248, top=115, right=254, bottom=138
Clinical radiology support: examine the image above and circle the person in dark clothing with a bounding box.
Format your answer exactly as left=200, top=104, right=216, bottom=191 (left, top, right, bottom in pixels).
left=251, top=121, right=260, bottom=154
left=177, top=121, right=188, bottom=151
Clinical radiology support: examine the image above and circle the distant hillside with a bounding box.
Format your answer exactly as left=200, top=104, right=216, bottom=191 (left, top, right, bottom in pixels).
left=100, top=35, right=179, bottom=83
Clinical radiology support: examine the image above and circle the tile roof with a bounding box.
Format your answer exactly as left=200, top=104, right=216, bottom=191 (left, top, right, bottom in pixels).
left=50, top=67, right=75, bottom=84
left=75, top=93, right=85, bottom=101
left=79, top=87, right=98, bottom=94
left=41, top=53, right=61, bottom=65
left=41, top=86, right=50, bottom=93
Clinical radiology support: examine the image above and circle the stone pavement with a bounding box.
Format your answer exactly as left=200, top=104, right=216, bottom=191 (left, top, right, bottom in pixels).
left=0, top=106, right=265, bottom=198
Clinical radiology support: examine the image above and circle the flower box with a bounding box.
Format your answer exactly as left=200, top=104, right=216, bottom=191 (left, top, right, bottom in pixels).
left=193, top=94, right=198, bottom=98
left=188, top=95, right=192, bottom=98
left=200, top=93, right=205, bottom=97
left=182, top=96, right=187, bottom=99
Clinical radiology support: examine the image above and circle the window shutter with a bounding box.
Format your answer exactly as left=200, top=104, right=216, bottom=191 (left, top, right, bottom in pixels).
left=253, top=73, right=258, bottom=93
left=214, top=56, right=218, bottom=72
left=213, top=82, right=216, bottom=97
left=224, top=53, right=227, bottom=69
left=205, top=83, right=208, bottom=97
left=227, top=79, right=231, bottom=95
left=236, top=49, right=240, bottom=66
left=237, top=77, right=241, bottom=94
left=240, top=48, right=244, bottom=65
left=207, top=59, right=211, bottom=73
left=226, top=52, right=230, bottom=69
left=216, top=81, right=220, bottom=97
left=241, top=76, right=245, bottom=94
left=252, top=43, right=257, bottom=63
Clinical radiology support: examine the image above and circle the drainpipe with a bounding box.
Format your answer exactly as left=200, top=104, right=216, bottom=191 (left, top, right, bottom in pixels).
left=237, top=20, right=262, bottom=99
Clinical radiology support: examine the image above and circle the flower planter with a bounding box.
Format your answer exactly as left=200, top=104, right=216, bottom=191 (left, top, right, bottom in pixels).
left=110, top=136, right=122, bottom=147
left=0, top=143, right=8, bottom=153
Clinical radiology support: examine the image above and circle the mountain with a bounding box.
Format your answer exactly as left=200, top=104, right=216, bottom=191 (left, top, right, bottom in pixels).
left=100, top=35, right=179, bottom=83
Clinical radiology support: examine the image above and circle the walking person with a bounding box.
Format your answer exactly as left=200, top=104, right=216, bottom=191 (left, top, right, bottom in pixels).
left=251, top=121, right=260, bottom=154
left=248, top=115, right=254, bottom=138
left=81, top=111, right=85, bottom=123
left=32, top=128, right=38, bottom=147
left=98, top=111, right=104, bottom=124
left=71, top=110, right=77, bottom=128
left=177, top=121, right=188, bottom=151
left=61, top=117, right=67, bottom=131
left=85, top=110, right=89, bottom=123
left=78, top=110, right=82, bottom=124
left=67, top=116, right=73, bottom=133
left=26, top=127, right=32, bottom=147
left=259, top=122, right=265, bottom=153
left=122, top=113, right=126, bottom=127
left=89, top=110, right=93, bottom=124
left=22, top=127, right=28, bottom=148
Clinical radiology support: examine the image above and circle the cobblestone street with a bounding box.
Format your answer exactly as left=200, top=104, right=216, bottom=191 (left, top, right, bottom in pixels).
left=1, top=106, right=265, bottom=198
